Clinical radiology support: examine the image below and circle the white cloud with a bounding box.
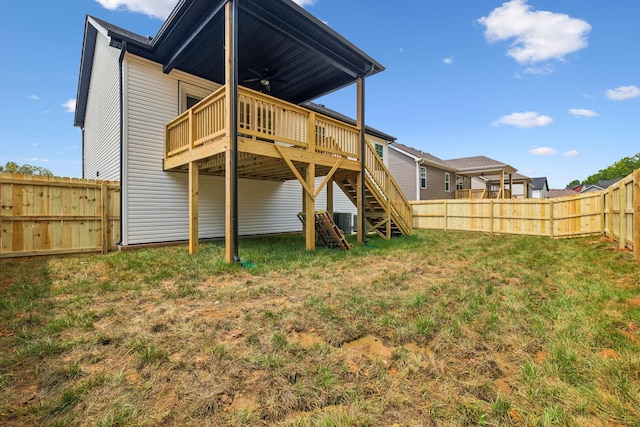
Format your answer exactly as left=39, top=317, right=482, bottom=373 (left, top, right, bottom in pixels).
left=62, top=99, right=76, bottom=113
left=529, top=147, right=557, bottom=156
left=21, top=157, right=49, bottom=163
left=27, top=94, right=40, bottom=100
left=521, top=64, right=554, bottom=76
left=491, top=111, right=553, bottom=128
left=95, top=0, right=177, bottom=19
left=96, top=0, right=315, bottom=19
left=443, top=57, right=454, bottom=65
left=569, top=108, right=598, bottom=118
left=564, top=150, right=579, bottom=157
left=605, top=85, right=640, bottom=101
left=478, top=0, right=591, bottom=65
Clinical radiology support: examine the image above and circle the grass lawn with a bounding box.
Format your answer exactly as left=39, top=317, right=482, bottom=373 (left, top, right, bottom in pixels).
left=1, top=230, right=639, bottom=426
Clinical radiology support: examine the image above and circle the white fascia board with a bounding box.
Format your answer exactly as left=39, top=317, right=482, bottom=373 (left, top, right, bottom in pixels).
left=87, top=16, right=111, bottom=40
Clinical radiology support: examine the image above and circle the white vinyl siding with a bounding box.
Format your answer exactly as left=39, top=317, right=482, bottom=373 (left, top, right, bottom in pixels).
left=83, top=31, right=121, bottom=181
left=121, top=54, right=357, bottom=245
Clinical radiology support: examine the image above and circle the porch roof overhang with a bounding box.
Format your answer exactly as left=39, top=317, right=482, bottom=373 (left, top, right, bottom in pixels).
left=75, top=0, right=384, bottom=128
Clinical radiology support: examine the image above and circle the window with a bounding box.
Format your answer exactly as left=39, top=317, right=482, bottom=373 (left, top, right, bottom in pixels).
left=456, top=175, right=464, bottom=190
left=179, top=81, right=214, bottom=113
left=444, top=172, right=451, bottom=192
left=375, top=143, right=384, bottom=160
left=420, top=166, right=427, bottom=189
left=185, top=95, right=202, bottom=110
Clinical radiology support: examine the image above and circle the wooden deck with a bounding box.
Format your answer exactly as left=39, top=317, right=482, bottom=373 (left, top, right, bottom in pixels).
left=164, top=86, right=411, bottom=255
left=455, top=189, right=512, bottom=199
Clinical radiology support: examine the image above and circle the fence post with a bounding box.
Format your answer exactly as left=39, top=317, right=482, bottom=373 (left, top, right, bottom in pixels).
left=634, top=169, right=640, bottom=261
left=443, top=201, right=448, bottom=231
left=489, top=200, right=494, bottom=234
left=620, top=180, right=627, bottom=250
left=549, top=200, right=554, bottom=238
left=101, top=181, right=109, bottom=254
left=607, top=187, right=614, bottom=242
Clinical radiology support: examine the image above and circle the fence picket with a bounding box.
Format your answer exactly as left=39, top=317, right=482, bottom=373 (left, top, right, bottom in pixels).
left=0, top=173, right=120, bottom=258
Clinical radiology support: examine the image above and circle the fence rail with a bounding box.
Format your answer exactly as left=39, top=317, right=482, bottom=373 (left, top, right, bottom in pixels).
left=0, top=173, right=120, bottom=258
left=412, top=169, right=640, bottom=261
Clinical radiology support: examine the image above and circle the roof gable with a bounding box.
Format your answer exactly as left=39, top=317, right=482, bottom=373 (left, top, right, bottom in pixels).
left=390, top=143, right=454, bottom=170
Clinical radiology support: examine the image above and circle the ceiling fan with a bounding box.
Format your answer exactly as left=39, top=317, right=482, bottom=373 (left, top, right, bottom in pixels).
left=242, top=67, right=288, bottom=92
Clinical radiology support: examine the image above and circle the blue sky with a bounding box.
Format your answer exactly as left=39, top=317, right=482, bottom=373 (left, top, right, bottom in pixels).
left=1, top=0, right=638, bottom=188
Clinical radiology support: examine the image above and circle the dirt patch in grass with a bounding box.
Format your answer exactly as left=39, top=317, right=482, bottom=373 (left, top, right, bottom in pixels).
left=1, top=231, right=639, bottom=426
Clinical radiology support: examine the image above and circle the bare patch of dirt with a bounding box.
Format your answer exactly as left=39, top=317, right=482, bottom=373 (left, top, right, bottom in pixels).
left=599, top=349, right=620, bottom=360
left=289, top=331, right=324, bottom=348
left=342, top=335, right=393, bottom=361
left=534, top=351, right=549, bottom=363
left=627, top=297, right=640, bottom=307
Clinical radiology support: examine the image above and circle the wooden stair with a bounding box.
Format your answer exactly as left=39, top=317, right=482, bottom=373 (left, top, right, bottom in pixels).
left=333, top=139, right=412, bottom=239
left=297, top=211, right=353, bottom=251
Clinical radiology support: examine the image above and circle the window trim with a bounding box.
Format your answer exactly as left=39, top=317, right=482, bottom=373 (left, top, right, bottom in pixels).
left=179, top=81, right=214, bottom=113
left=420, top=166, right=427, bottom=189
left=374, top=143, right=384, bottom=160
left=444, top=172, right=451, bottom=192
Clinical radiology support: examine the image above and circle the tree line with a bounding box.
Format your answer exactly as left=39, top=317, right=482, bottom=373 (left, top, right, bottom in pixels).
left=0, top=162, right=53, bottom=176
left=568, top=152, right=640, bottom=187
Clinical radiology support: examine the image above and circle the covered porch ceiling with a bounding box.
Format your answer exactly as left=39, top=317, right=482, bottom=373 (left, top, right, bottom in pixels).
left=118, top=0, right=384, bottom=105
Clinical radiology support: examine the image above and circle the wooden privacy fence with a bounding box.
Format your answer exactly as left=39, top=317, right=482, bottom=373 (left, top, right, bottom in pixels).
left=0, top=173, right=120, bottom=258
left=412, top=169, right=640, bottom=261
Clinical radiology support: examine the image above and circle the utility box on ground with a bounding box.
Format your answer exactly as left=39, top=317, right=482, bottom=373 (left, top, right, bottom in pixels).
left=333, top=212, right=353, bottom=234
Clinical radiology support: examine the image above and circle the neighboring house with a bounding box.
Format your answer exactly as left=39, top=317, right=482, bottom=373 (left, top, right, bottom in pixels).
left=475, top=173, right=533, bottom=199
left=74, top=0, right=411, bottom=260
left=581, top=178, right=623, bottom=193
left=530, top=177, right=549, bottom=199
left=388, top=144, right=522, bottom=200
left=388, top=143, right=458, bottom=200
left=548, top=189, right=579, bottom=198
left=444, top=156, right=519, bottom=199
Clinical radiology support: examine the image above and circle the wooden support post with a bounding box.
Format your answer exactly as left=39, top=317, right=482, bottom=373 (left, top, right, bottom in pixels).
left=357, top=171, right=365, bottom=242
left=499, top=170, right=505, bottom=199
left=100, top=181, right=109, bottom=254
left=189, top=161, right=199, bottom=255
left=386, top=173, right=391, bottom=239
left=326, top=179, right=333, bottom=217
left=633, top=169, right=640, bottom=261
left=305, top=164, right=316, bottom=251
left=224, top=0, right=239, bottom=263
left=356, top=77, right=366, bottom=244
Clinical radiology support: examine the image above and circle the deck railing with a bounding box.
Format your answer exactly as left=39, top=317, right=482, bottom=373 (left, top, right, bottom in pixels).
left=165, top=86, right=361, bottom=162
left=364, top=138, right=412, bottom=234
left=455, top=188, right=512, bottom=199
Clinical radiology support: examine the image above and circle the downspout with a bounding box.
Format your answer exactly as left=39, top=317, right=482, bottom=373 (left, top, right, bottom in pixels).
left=116, top=40, right=127, bottom=246
left=358, top=65, right=376, bottom=245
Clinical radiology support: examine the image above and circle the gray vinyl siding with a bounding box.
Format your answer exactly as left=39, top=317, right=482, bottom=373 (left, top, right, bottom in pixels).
left=83, top=31, right=120, bottom=181
left=388, top=147, right=418, bottom=200
left=419, top=167, right=455, bottom=200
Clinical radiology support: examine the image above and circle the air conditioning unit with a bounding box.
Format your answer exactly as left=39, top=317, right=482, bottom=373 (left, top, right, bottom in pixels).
left=333, top=212, right=352, bottom=234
